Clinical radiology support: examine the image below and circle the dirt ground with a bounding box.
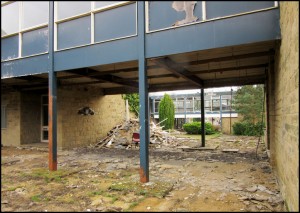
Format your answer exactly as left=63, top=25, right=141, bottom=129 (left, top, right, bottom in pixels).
left=1, top=134, right=285, bottom=212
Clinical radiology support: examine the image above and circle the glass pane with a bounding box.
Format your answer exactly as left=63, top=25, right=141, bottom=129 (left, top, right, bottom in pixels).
left=42, top=130, right=48, bottom=140
left=1, top=35, right=19, bottom=60
left=1, top=2, right=19, bottom=36
left=94, top=1, right=123, bottom=9
left=22, top=27, right=48, bottom=57
left=22, top=1, right=49, bottom=29
left=57, top=16, right=91, bottom=50
left=94, top=3, right=136, bottom=42
left=148, top=1, right=202, bottom=31
left=43, top=105, right=48, bottom=126
left=206, top=1, right=275, bottom=20
left=57, top=1, right=91, bottom=20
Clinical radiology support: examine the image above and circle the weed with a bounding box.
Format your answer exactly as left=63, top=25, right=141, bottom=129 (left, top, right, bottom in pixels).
left=109, top=181, right=173, bottom=198
left=31, top=194, right=42, bottom=202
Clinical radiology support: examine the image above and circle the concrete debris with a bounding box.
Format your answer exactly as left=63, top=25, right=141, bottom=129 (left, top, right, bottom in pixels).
left=93, top=119, right=184, bottom=149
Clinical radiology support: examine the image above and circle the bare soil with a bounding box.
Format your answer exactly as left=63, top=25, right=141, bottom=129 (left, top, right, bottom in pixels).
left=1, top=134, right=285, bottom=212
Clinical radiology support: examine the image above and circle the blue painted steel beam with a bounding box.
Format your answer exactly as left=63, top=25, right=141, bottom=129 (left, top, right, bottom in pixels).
left=54, top=37, right=138, bottom=72
left=1, top=54, right=49, bottom=78
left=201, top=88, right=205, bottom=147
left=48, top=1, right=57, bottom=171
left=138, top=2, right=149, bottom=183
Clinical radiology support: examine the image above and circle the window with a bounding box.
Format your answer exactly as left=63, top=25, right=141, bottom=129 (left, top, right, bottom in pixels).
left=22, top=1, right=49, bottom=29
left=1, top=1, right=49, bottom=61
left=1, top=106, right=6, bottom=129
left=1, top=2, right=19, bottom=36
left=57, top=1, right=91, bottom=20
left=56, top=1, right=136, bottom=50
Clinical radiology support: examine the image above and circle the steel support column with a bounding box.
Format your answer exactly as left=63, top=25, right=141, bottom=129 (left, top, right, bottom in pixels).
left=220, top=95, right=223, bottom=132
left=201, top=88, right=205, bottom=147
left=48, top=1, right=57, bottom=171
left=138, top=2, right=149, bottom=183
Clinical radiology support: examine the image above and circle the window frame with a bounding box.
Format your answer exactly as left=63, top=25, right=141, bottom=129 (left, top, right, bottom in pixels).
left=55, top=1, right=137, bottom=51
left=1, top=1, right=49, bottom=61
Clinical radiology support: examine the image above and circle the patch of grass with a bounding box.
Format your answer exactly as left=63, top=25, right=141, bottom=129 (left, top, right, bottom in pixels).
left=106, top=194, right=119, bottom=204
left=6, top=186, right=20, bottom=191
left=31, top=194, right=42, bottom=202
left=89, top=190, right=105, bottom=196
left=109, top=181, right=173, bottom=198
left=24, top=168, right=75, bottom=183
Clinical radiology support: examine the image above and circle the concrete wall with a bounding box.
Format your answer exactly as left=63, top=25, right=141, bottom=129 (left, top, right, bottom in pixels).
left=269, top=2, right=299, bottom=211
left=1, top=91, right=21, bottom=146
left=20, top=92, right=41, bottom=144
left=57, top=85, right=126, bottom=149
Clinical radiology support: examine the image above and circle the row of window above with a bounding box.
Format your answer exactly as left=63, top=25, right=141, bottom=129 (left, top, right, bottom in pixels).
left=1, top=3, right=136, bottom=61
left=1, top=1, right=126, bottom=37
left=1, top=1, right=276, bottom=61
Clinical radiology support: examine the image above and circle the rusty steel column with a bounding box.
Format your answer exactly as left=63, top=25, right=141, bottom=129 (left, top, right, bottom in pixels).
left=138, top=1, right=149, bottom=183
left=48, top=1, right=57, bottom=171
left=201, top=88, right=205, bottom=147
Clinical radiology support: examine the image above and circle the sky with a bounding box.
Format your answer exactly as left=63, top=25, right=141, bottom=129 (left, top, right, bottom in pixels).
left=149, top=86, right=239, bottom=96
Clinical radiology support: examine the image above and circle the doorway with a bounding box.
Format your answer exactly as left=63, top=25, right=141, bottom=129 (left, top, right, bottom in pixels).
left=41, top=95, right=48, bottom=142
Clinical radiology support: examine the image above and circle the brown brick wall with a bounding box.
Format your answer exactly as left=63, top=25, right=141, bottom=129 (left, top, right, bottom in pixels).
left=269, top=2, right=299, bottom=211
left=1, top=91, right=21, bottom=146
left=221, top=117, right=241, bottom=135
left=57, top=85, right=126, bottom=150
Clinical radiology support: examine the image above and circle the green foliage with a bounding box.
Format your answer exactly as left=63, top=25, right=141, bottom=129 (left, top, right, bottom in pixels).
left=158, top=94, right=175, bottom=130
left=122, top=93, right=139, bottom=116
left=232, top=85, right=264, bottom=123
left=232, top=121, right=265, bottom=136
left=182, top=122, right=216, bottom=135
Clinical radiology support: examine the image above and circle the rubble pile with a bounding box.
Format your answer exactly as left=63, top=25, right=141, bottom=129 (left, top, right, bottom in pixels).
left=93, top=118, right=182, bottom=149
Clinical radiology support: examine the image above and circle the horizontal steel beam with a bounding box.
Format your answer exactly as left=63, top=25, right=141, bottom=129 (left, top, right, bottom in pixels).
left=154, top=57, right=203, bottom=87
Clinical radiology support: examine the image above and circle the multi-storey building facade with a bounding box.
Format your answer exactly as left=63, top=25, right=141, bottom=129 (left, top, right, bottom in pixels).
left=1, top=1, right=298, bottom=210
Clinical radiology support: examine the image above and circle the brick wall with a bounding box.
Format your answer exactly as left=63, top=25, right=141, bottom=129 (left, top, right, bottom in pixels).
left=20, top=92, right=41, bottom=144
left=57, top=85, right=126, bottom=149
left=1, top=91, right=21, bottom=146
left=221, top=117, right=241, bottom=135
left=269, top=2, right=299, bottom=211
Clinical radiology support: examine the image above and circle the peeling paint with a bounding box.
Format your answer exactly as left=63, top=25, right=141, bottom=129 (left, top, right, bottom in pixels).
left=172, top=1, right=198, bottom=26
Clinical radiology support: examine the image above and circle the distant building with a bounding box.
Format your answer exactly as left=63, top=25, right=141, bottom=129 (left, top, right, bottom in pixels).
left=149, top=89, right=239, bottom=134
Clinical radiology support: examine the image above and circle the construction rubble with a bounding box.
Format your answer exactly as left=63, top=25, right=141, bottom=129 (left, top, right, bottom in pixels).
left=93, top=118, right=183, bottom=149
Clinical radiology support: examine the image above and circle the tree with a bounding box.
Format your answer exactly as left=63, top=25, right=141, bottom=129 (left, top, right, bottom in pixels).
left=232, top=85, right=264, bottom=123
left=158, top=94, right=175, bottom=130
left=122, top=93, right=139, bottom=117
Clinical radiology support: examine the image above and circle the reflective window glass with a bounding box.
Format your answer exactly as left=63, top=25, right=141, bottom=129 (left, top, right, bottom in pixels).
left=22, top=1, right=49, bottom=29
left=94, top=3, right=136, bottom=42
left=22, top=27, right=48, bottom=57
left=57, top=16, right=91, bottom=50
left=57, top=1, right=91, bottom=20
left=94, top=1, right=122, bottom=9
left=1, top=2, right=19, bottom=36
left=1, top=35, right=19, bottom=60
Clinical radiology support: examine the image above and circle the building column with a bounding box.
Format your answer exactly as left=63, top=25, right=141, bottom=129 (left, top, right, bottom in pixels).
left=138, top=1, right=149, bottom=183
left=48, top=1, right=57, bottom=171
left=201, top=88, right=205, bottom=147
